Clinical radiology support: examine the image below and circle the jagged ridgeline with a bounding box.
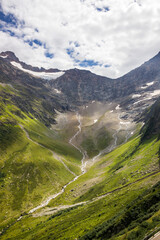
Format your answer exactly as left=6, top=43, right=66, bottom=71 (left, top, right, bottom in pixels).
left=0, top=51, right=160, bottom=240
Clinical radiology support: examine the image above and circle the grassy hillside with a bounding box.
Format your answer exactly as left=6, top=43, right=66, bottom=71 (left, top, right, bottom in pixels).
left=45, top=133, right=159, bottom=207
left=0, top=84, right=82, bottom=232
left=0, top=58, right=160, bottom=239
left=142, top=97, right=160, bottom=139
left=1, top=128, right=159, bottom=240
left=1, top=176, right=159, bottom=240
left=0, top=57, right=69, bottom=127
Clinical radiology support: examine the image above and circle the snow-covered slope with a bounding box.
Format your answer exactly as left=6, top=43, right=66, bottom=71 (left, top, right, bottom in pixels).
left=10, top=61, right=65, bottom=80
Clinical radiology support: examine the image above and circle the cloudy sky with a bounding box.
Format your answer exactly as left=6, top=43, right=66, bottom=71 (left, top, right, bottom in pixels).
left=0, top=0, right=160, bottom=78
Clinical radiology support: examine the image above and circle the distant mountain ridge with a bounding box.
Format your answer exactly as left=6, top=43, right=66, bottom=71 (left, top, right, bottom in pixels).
left=0, top=50, right=160, bottom=239
left=0, top=50, right=160, bottom=121
left=50, top=51, right=160, bottom=104
left=0, top=51, right=61, bottom=73
left=0, top=53, right=69, bottom=126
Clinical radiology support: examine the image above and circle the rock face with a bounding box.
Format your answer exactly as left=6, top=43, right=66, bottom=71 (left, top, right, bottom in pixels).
left=116, top=52, right=160, bottom=96
left=49, top=68, right=114, bottom=105
left=142, top=97, right=160, bottom=139
left=49, top=52, right=160, bottom=106
left=0, top=50, right=160, bottom=122
left=0, top=51, right=61, bottom=73
left=0, top=53, right=69, bottom=126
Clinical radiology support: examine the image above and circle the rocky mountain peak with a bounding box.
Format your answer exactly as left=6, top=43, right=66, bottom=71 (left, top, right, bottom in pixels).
left=0, top=51, right=19, bottom=62
left=145, top=51, right=160, bottom=66
left=0, top=51, right=62, bottom=74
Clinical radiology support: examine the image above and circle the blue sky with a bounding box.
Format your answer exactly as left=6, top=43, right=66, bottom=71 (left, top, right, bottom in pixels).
left=0, top=0, right=160, bottom=78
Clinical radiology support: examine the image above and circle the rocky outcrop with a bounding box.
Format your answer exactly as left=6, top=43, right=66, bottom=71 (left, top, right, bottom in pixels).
left=49, top=52, right=160, bottom=106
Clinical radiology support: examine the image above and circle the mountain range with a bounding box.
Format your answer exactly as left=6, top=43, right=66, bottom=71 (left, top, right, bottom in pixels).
left=0, top=50, right=160, bottom=240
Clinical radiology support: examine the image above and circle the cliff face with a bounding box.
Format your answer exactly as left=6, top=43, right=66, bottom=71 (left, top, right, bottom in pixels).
left=1, top=50, right=160, bottom=122
left=0, top=55, right=68, bottom=126
left=0, top=51, right=160, bottom=240
left=141, top=97, right=160, bottom=139
left=49, top=52, right=160, bottom=106
left=49, top=68, right=114, bottom=105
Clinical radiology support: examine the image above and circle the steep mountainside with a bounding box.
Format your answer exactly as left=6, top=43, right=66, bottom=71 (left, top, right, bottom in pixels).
left=0, top=51, right=160, bottom=240
left=50, top=52, right=160, bottom=106
left=0, top=54, right=83, bottom=231
left=1, top=51, right=160, bottom=119
left=1, top=97, right=160, bottom=240
left=0, top=54, right=69, bottom=126
left=142, top=97, right=160, bottom=139
left=116, top=52, right=160, bottom=96
left=0, top=51, right=62, bottom=73
left=49, top=68, right=113, bottom=105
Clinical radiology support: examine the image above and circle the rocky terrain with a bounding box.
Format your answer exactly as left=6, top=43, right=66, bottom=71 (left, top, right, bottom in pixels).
left=0, top=51, right=160, bottom=240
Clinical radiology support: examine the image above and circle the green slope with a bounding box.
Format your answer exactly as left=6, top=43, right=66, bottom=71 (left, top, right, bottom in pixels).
left=1, top=129, right=159, bottom=240
left=0, top=58, right=160, bottom=240
left=0, top=84, right=82, bottom=232
left=45, top=134, right=159, bottom=206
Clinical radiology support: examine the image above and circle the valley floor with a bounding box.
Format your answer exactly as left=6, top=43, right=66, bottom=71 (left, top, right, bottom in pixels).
left=0, top=100, right=160, bottom=240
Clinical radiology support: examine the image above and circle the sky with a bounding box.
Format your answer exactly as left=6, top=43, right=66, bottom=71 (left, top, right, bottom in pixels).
left=0, top=0, right=160, bottom=78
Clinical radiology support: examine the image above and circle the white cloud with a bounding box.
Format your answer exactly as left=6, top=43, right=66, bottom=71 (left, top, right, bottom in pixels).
left=0, top=0, right=160, bottom=78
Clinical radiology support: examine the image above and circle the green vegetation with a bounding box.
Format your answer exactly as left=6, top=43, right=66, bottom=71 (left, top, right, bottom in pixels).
left=81, top=127, right=113, bottom=158
left=0, top=73, right=160, bottom=239
left=46, top=134, right=159, bottom=207
left=1, top=130, right=158, bottom=240
left=81, top=137, right=99, bottom=158
left=80, top=181, right=160, bottom=240
left=1, top=174, right=159, bottom=240
left=24, top=118, right=82, bottom=166
left=96, top=127, right=112, bottom=150
left=0, top=85, right=82, bottom=232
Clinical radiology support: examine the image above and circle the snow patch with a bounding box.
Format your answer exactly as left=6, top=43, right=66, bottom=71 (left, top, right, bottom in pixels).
left=149, top=90, right=160, bottom=96
left=94, top=119, right=98, bottom=123
left=147, top=81, right=154, bottom=86
left=132, top=94, right=141, bottom=98
left=0, top=54, right=8, bottom=58
left=10, top=61, right=65, bottom=80
left=133, top=90, right=160, bottom=105
left=116, top=105, right=120, bottom=110
left=120, top=121, right=130, bottom=125
left=141, top=86, right=148, bottom=89
left=133, top=98, right=150, bottom=105
left=54, top=88, right=61, bottom=94
left=110, top=110, right=113, bottom=113
left=141, top=81, right=154, bottom=89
